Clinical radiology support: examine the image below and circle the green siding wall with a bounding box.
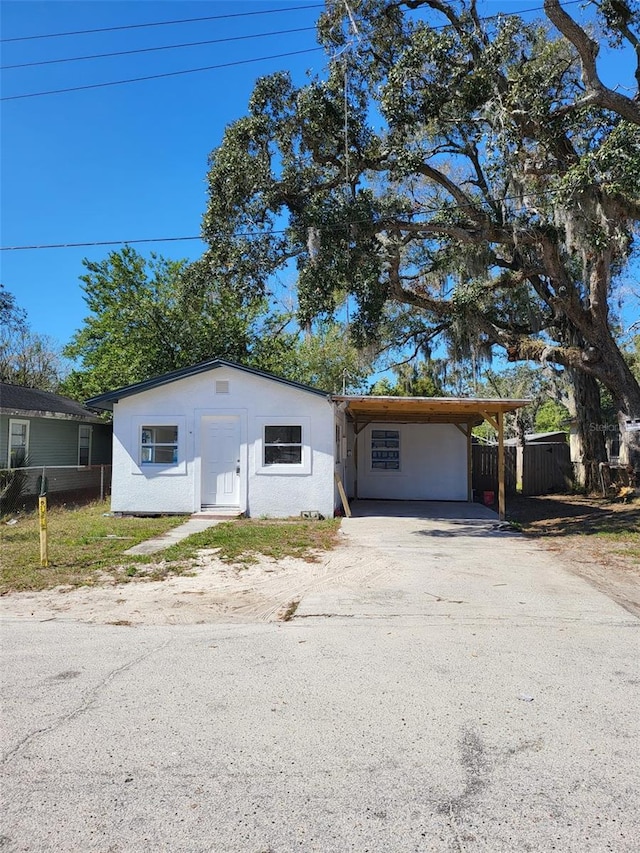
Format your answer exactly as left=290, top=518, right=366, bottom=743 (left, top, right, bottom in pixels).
left=1, top=415, right=112, bottom=467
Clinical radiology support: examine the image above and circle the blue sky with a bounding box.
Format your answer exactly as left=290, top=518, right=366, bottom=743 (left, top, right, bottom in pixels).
left=1, top=0, right=637, bottom=356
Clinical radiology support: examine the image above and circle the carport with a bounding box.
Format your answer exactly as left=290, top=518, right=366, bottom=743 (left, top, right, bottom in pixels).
left=333, top=396, right=528, bottom=520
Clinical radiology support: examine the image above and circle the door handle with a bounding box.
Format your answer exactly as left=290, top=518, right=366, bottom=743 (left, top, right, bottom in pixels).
left=236, top=465, right=240, bottom=475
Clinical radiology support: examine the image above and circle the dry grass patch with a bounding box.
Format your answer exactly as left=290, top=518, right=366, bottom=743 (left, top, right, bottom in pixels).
left=1, top=501, right=187, bottom=593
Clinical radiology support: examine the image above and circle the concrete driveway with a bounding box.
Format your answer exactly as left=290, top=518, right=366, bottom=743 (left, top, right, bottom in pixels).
left=1, top=501, right=638, bottom=852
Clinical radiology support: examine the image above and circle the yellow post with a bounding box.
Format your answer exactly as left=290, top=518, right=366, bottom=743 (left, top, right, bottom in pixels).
left=39, top=495, right=49, bottom=568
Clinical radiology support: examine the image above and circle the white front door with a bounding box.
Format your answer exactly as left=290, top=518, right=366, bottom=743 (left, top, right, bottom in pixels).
left=201, top=416, right=241, bottom=507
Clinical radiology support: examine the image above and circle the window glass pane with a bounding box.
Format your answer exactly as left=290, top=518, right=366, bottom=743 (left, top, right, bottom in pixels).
left=265, top=425, right=301, bottom=444
left=140, top=426, right=178, bottom=464
left=79, top=448, right=90, bottom=466
left=265, top=445, right=302, bottom=465
left=154, top=426, right=178, bottom=444
left=10, top=448, right=26, bottom=466
left=10, top=423, right=27, bottom=444
left=154, top=446, right=177, bottom=464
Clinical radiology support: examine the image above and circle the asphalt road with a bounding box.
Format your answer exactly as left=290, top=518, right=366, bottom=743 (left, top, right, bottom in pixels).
left=2, top=503, right=639, bottom=852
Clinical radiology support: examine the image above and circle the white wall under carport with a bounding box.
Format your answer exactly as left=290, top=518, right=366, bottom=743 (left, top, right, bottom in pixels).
left=354, top=422, right=468, bottom=501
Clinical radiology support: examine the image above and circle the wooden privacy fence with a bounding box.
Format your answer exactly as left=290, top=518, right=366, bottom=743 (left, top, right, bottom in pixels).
left=472, top=445, right=516, bottom=495
left=472, top=443, right=573, bottom=496
left=520, top=443, right=573, bottom=495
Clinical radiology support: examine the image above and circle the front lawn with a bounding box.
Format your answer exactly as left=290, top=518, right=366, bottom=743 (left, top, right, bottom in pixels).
left=1, top=501, right=341, bottom=593
left=1, top=501, right=187, bottom=592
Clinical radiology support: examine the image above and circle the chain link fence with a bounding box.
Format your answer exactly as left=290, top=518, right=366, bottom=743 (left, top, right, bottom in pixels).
left=0, top=465, right=112, bottom=516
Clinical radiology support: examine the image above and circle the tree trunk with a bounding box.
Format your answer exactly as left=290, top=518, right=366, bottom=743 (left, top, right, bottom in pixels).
left=590, top=326, right=640, bottom=478
left=567, top=367, right=608, bottom=492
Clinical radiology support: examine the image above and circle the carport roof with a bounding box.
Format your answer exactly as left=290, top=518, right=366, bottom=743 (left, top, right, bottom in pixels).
left=332, top=395, right=529, bottom=426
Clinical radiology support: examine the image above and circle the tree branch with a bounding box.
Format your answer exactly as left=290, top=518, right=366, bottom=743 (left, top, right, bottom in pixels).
left=544, top=0, right=640, bottom=125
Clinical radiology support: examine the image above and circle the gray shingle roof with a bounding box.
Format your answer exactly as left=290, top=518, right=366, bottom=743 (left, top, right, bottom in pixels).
left=0, top=383, right=102, bottom=420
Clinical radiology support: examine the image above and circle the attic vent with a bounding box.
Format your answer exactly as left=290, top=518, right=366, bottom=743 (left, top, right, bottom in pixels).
left=215, top=380, right=230, bottom=395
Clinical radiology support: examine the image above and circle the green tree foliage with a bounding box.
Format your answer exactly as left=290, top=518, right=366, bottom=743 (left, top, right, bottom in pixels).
left=284, top=321, right=375, bottom=392
left=61, top=249, right=376, bottom=400
left=62, top=248, right=273, bottom=400
left=202, top=0, right=640, bottom=471
left=370, top=359, right=444, bottom=396
left=534, top=400, right=570, bottom=434
left=0, top=286, right=66, bottom=391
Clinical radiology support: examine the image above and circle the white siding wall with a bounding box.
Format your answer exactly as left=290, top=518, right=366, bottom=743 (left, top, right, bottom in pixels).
left=110, top=367, right=336, bottom=517
left=356, top=422, right=467, bottom=501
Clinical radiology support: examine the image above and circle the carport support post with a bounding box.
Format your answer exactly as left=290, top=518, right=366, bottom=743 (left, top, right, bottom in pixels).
left=497, top=410, right=505, bottom=520
left=467, top=423, right=473, bottom=502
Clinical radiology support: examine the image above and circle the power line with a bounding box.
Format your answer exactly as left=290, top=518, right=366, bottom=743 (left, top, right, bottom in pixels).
left=0, top=188, right=580, bottom=252
left=1, top=235, right=204, bottom=251
left=0, top=0, right=585, bottom=101
left=0, top=47, right=324, bottom=102
left=0, top=4, right=324, bottom=43
left=1, top=26, right=318, bottom=71
left=1, top=1, right=586, bottom=72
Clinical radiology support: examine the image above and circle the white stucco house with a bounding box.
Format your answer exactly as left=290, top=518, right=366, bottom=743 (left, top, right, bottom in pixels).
left=86, top=360, right=526, bottom=518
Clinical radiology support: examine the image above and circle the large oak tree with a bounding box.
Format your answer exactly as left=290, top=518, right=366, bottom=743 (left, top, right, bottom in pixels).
left=202, top=0, right=640, bottom=478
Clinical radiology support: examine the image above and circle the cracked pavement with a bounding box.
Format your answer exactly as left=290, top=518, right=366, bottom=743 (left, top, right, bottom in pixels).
left=1, top=502, right=638, bottom=852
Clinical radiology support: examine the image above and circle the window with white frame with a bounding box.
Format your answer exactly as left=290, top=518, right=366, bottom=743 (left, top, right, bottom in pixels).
left=371, top=428, right=400, bottom=471
left=78, top=425, right=92, bottom=466
left=140, top=425, right=178, bottom=465
left=263, top=425, right=302, bottom=465
left=8, top=419, right=29, bottom=467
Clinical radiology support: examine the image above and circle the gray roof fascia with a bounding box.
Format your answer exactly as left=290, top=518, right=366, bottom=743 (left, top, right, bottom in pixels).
left=85, top=359, right=331, bottom=411
left=0, top=407, right=103, bottom=423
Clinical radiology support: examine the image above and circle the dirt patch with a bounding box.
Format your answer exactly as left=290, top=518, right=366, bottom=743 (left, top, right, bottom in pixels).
left=0, top=540, right=383, bottom=626
left=2, top=497, right=638, bottom=625
left=507, top=494, right=640, bottom=618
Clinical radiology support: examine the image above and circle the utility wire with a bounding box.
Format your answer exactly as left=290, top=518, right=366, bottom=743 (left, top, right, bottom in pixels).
left=0, top=4, right=324, bottom=43
left=3, top=1, right=585, bottom=68
left=1, top=0, right=584, bottom=101
left=0, top=188, right=582, bottom=251
left=1, top=236, right=205, bottom=251
left=0, top=47, right=324, bottom=101
left=1, top=26, right=318, bottom=71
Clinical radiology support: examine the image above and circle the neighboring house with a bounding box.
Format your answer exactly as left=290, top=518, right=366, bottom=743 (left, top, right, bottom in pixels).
left=86, top=359, right=526, bottom=518
left=566, top=418, right=628, bottom=487
left=0, top=383, right=112, bottom=497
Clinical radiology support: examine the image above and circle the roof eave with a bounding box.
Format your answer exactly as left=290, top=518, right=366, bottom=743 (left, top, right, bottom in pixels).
left=85, top=358, right=331, bottom=410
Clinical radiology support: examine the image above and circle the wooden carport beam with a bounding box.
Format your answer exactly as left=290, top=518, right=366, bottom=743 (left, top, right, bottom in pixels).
left=497, top=410, right=505, bottom=521
left=480, top=411, right=499, bottom=432
left=480, top=410, right=505, bottom=519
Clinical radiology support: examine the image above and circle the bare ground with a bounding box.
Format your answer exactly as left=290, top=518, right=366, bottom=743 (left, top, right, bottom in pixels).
left=2, top=496, right=638, bottom=625
left=506, top=494, right=640, bottom=618
left=0, top=537, right=384, bottom=626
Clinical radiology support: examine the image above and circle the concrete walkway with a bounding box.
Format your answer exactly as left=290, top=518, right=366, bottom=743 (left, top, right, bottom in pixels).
left=123, top=514, right=228, bottom=555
